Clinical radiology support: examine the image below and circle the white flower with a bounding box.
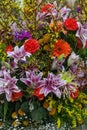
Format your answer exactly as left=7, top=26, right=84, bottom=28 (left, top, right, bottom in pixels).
left=68, top=52, right=79, bottom=66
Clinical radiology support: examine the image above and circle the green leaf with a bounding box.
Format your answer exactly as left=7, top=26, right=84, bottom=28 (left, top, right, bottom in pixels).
left=21, top=101, right=29, bottom=113
left=31, top=107, right=47, bottom=121
left=58, top=54, right=64, bottom=62
left=4, top=62, right=10, bottom=69
left=4, top=101, right=8, bottom=121
left=78, top=48, right=87, bottom=59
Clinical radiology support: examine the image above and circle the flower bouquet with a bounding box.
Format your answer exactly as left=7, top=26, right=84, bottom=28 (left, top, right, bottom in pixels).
left=0, top=0, right=87, bottom=129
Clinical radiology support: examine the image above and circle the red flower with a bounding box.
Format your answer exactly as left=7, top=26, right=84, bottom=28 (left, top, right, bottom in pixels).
left=11, top=91, right=23, bottom=102
left=34, top=87, right=44, bottom=101
left=70, top=89, right=79, bottom=99
left=24, top=39, right=39, bottom=53
left=5, top=45, right=13, bottom=53
left=53, top=39, right=71, bottom=58
left=77, top=38, right=87, bottom=49
left=41, top=4, right=54, bottom=13
left=64, top=18, right=78, bottom=31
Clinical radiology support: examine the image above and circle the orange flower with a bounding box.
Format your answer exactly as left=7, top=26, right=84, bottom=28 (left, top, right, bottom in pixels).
left=49, top=107, right=56, bottom=116
left=70, top=89, right=79, bottom=99
left=53, top=39, right=71, bottom=58
left=43, top=102, right=49, bottom=109
left=12, top=112, right=18, bottom=119
left=49, top=20, right=63, bottom=32
left=18, top=109, right=25, bottom=116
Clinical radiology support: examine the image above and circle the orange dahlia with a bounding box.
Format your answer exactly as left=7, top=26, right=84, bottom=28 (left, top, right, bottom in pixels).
left=53, top=39, right=71, bottom=58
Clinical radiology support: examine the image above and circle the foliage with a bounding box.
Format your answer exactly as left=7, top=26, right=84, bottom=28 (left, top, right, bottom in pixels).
left=0, top=0, right=87, bottom=129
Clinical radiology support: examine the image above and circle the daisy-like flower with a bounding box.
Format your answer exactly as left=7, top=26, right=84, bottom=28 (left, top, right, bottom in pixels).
left=24, top=39, right=40, bottom=53
left=7, top=45, right=31, bottom=63
left=64, top=18, right=78, bottom=31
left=20, top=71, right=43, bottom=88
left=53, top=39, right=71, bottom=58
left=0, top=71, right=20, bottom=101
left=40, top=73, right=66, bottom=98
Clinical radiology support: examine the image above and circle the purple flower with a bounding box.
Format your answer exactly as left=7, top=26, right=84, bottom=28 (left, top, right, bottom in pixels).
left=40, top=73, right=66, bottom=98
left=0, top=71, right=20, bottom=101
left=20, top=71, right=43, bottom=88
left=69, top=63, right=78, bottom=74
left=76, top=6, right=81, bottom=13
left=14, top=30, right=32, bottom=41
left=60, top=6, right=71, bottom=21
left=52, top=58, right=65, bottom=71
left=7, top=45, right=31, bottom=63
left=76, top=22, right=87, bottom=48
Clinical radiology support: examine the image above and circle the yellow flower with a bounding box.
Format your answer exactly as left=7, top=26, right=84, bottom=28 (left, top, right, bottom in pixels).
left=76, top=113, right=83, bottom=125
left=23, top=120, right=29, bottom=126
left=43, top=33, right=50, bottom=43
left=43, top=44, right=52, bottom=51
left=18, top=109, right=25, bottom=116
left=68, top=97, right=74, bottom=103
left=57, top=118, right=61, bottom=128
left=38, top=39, right=43, bottom=45
left=49, top=100, right=56, bottom=109
left=57, top=104, right=63, bottom=113
left=12, top=112, right=18, bottom=119
left=12, top=119, right=20, bottom=127
left=72, top=118, right=77, bottom=128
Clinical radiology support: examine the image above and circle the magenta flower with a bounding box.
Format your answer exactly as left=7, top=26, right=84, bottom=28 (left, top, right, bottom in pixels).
left=0, top=71, right=20, bottom=101
left=20, top=71, right=44, bottom=88
left=7, top=45, right=31, bottom=63
left=76, top=22, right=87, bottom=48
left=40, top=73, right=66, bottom=98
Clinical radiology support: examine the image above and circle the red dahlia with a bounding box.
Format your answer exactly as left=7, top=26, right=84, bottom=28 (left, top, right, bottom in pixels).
left=64, top=18, right=78, bottom=31
left=5, top=45, right=13, bottom=53
left=41, top=3, right=54, bottom=13
left=11, top=91, right=23, bottom=102
left=24, top=39, right=39, bottom=53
